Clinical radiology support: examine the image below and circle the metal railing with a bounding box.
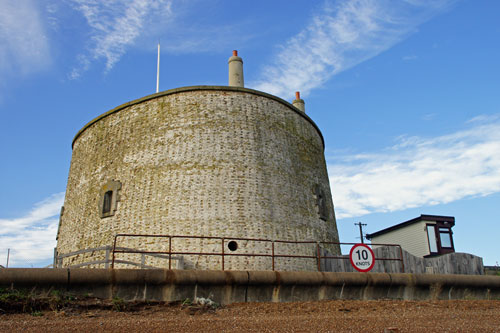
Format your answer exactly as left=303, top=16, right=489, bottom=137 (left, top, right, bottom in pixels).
left=111, top=234, right=405, bottom=272
left=54, top=245, right=183, bottom=269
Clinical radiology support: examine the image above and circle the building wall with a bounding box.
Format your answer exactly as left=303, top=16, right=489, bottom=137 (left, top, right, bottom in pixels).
left=57, top=86, right=340, bottom=271
left=371, top=220, right=436, bottom=258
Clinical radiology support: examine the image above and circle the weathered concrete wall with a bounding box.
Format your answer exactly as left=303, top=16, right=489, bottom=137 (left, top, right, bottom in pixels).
left=321, top=247, right=484, bottom=275
left=485, top=266, right=500, bottom=276
left=57, top=86, right=339, bottom=271
left=2, top=269, right=500, bottom=304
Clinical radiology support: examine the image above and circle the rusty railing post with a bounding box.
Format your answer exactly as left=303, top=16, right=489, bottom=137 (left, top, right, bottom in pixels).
left=399, top=245, right=405, bottom=273
left=272, top=241, right=275, bottom=271
left=111, top=234, right=118, bottom=269
left=168, top=236, right=172, bottom=270
left=222, top=238, right=225, bottom=270
left=316, top=242, right=321, bottom=271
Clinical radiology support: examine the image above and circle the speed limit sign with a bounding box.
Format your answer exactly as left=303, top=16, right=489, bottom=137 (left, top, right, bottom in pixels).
left=349, top=244, right=375, bottom=272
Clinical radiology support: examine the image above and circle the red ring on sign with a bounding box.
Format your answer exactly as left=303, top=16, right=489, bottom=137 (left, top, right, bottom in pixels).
left=349, top=243, right=375, bottom=273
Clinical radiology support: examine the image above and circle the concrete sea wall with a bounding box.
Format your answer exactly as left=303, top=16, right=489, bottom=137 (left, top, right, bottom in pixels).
left=1, top=269, right=499, bottom=304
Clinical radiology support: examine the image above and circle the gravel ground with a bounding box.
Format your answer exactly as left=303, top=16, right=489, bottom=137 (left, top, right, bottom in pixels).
left=1, top=300, right=500, bottom=332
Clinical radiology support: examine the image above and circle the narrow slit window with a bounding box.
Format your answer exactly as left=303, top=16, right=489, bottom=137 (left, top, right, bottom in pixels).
left=427, top=225, right=438, bottom=253
left=102, top=191, right=113, bottom=214
left=313, top=184, right=328, bottom=221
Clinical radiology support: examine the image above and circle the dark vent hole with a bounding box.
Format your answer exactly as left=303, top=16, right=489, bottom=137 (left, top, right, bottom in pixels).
left=228, top=241, right=238, bottom=251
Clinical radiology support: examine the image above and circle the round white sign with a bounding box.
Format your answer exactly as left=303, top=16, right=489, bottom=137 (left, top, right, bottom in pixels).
left=349, top=244, right=375, bottom=272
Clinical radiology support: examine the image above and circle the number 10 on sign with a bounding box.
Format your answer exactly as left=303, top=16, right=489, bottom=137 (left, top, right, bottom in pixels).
left=349, top=244, right=375, bottom=272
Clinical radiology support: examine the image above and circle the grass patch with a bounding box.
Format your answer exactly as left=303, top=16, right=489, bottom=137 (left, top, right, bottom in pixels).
left=0, top=288, right=78, bottom=314
left=112, top=297, right=127, bottom=312
left=0, top=288, right=221, bottom=315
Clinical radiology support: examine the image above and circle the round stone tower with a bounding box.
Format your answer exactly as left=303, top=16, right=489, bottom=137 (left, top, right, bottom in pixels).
left=56, top=53, right=340, bottom=271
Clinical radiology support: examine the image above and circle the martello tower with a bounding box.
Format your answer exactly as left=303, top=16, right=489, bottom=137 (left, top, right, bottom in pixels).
left=56, top=51, right=340, bottom=271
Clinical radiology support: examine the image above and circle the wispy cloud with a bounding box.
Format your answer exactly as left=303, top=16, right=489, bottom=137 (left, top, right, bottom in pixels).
left=402, top=55, right=418, bottom=61
left=329, top=116, right=500, bottom=218
left=0, top=0, right=50, bottom=78
left=422, top=113, right=436, bottom=121
left=0, top=193, right=64, bottom=267
left=67, top=0, right=257, bottom=78
left=159, top=24, right=256, bottom=55
left=69, top=0, right=173, bottom=79
left=252, top=0, right=455, bottom=98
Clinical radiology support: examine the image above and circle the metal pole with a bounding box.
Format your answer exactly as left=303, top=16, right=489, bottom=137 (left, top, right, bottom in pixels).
left=6, top=248, right=10, bottom=268
left=53, top=247, right=57, bottom=268
left=156, top=42, right=160, bottom=93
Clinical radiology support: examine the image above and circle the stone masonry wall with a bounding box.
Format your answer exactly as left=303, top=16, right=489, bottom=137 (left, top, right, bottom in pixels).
left=57, top=86, right=340, bottom=271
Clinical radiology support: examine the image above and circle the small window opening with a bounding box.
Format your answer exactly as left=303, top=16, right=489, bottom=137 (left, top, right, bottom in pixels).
left=228, top=241, right=238, bottom=251
left=99, top=179, right=121, bottom=218
left=102, top=191, right=113, bottom=214
left=426, top=223, right=455, bottom=256
left=313, top=184, right=328, bottom=221
left=439, top=228, right=453, bottom=248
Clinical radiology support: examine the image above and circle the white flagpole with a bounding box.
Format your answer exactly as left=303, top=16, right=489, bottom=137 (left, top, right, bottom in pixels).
left=156, top=42, right=160, bottom=93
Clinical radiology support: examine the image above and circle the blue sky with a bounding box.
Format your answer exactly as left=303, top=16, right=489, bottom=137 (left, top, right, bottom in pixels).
left=0, top=0, right=499, bottom=267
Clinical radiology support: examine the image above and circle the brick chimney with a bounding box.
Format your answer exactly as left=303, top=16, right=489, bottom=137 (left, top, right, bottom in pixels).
left=292, top=91, right=305, bottom=113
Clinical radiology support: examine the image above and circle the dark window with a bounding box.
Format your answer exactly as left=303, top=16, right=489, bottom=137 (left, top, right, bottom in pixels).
left=439, top=227, right=453, bottom=248
left=426, top=223, right=455, bottom=256
left=102, top=191, right=113, bottom=214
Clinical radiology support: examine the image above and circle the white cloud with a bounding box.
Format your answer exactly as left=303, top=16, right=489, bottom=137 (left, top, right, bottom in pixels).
left=422, top=113, right=436, bottom=121
left=0, top=193, right=64, bottom=267
left=329, top=117, right=500, bottom=218
left=402, top=55, right=418, bottom=61
left=251, top=0, right=455, bottom=98
left=0, top=0, right=50, bottom=77
left=69, top=0, right=173, bottom=78
left=67, top=0, right=255, bottom=78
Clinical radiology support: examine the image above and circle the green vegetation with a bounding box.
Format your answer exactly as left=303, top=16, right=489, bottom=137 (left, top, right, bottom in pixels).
left=111, top=296, right=127, bottom=312
left=181, top=298, right=192, bottom=306
left=1, top=288, right=198, bottom=315
left=0, top=288, right=76, bottom=314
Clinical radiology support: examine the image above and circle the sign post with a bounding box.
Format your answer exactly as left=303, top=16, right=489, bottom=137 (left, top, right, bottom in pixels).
left=349, top=243, right=375, bottom=272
